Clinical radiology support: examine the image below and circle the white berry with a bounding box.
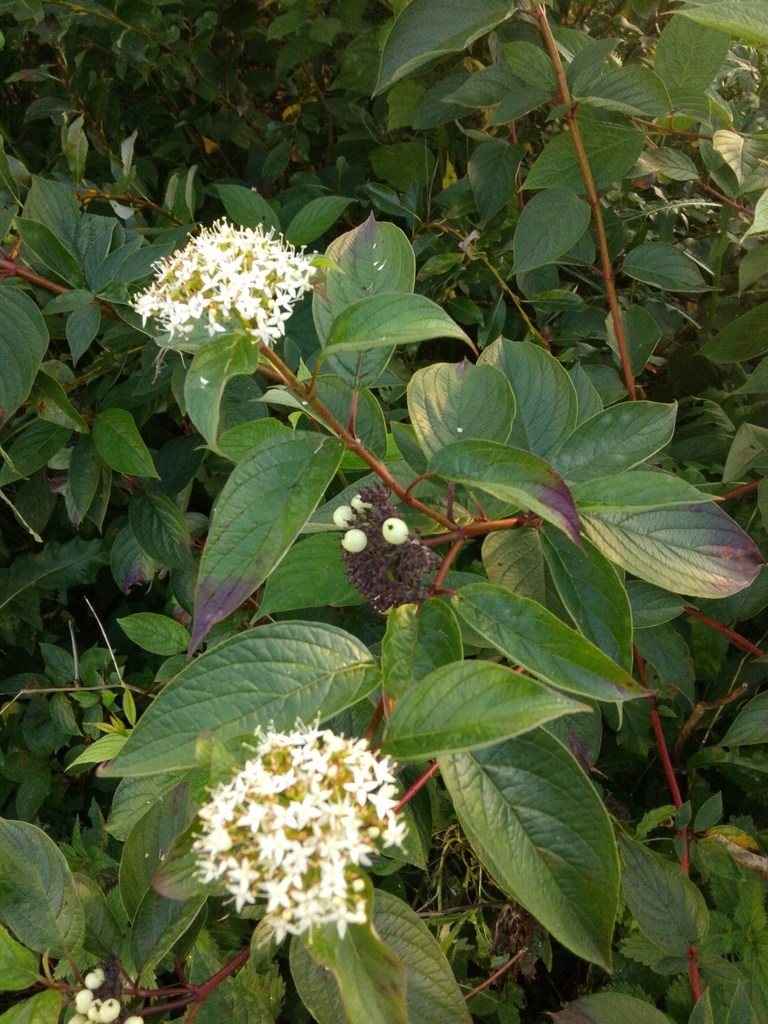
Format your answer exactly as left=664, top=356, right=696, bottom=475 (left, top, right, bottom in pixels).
left=75, top=990, right=94, bottom=1014
left=382, top=518, right=409, bottom=545
left=98, top=999, right=122, bottom=1023
left=70, top=1016, right=89, bottom=1024
left=351, top=494, right=372, bottom=512
left=341, top=529, right=368, bottom=553
left=84, top=970, right=105, bottom=991
left=87, top=1003, right=102, bottom=1022
left=332, top=504, right=355, bottom=529
left=124, top=1018, right=144, bottom=1024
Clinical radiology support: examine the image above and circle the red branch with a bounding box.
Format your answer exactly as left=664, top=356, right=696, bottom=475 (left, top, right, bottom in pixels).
left=393, top=762, right=439, bottom=813
left=634, top=646, right=701, bottom=1002
left=135, top=947, right=250, bottom=1017
left=720, top=479, right=761, bottom=501
left=684, top=606, right=764, bottom=658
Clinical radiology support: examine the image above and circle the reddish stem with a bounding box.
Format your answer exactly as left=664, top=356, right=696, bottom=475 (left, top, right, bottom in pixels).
left=509, top=122, right=524, bottom=212
left=634, top=646, right=700, bottom=1000
left=697, top=179, right=753, bottom=216
left=422, top=516, right=525, bottom=547
left=135, top=946, right=250, bottom=1017
left=464, top=947, right=527, bottom=1000
left=429, top=538, right=464, bottom=596
left=720, top=479, right=761, bottom=500
left=364, top=697, right=384, bottom=743
left=684, top=606, right=764, bottom=658
left=393, top=762, right=439, bottom=813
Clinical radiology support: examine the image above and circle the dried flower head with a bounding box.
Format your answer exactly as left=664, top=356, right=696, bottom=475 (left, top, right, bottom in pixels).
left=341, top=486, right=439, bottom=613
left=132, top=219, right=316, bottom=344
left=193, top=723, right=407, bottom=941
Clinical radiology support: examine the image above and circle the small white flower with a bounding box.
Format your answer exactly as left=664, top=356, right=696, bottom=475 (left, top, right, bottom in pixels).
left=132, top=220, right=317, bottom=346
left=193, top=722, right=406, bottom=940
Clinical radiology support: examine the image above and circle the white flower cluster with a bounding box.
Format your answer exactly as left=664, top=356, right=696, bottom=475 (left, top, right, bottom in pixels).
left=193, top=723, right=407, bottom=941
left=132, top=219, right=316, bottom=344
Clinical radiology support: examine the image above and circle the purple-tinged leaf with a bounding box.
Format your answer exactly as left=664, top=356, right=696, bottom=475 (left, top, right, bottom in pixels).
left=429, top=439, right=581, bottom=546
left=190, top=432, right=343, bottom=652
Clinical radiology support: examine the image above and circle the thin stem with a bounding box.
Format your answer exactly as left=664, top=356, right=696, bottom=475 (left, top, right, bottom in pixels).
left=697, top=179, right=753, bottom=216
left=135, top=947, right=250, bottom=1018
left=0, top=257, right=70, bottom=294
left=464, top=948, right=527, bottom=1001
left=684, top=606, right=764, bottom=658
left=721, top=479, right=761, bottom=500
left=429, top=538, right=464, bottom=596
left=673, top=683, right=749, bottom=768
left=532, top=5, right=636, bottom=401
left=393, top=762, right=439, bottom=813
left=422, top=516, right=526, bottom=547
left=258, top=344, right=455, bottom=529
left=363, top=697, right=384, bottom=743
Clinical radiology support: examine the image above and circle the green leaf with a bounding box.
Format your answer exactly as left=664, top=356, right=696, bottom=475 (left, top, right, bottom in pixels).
left=184, top=333, right=260, bottom=449
left=690, top=991, right=715, bottom=1024
left=111, top=522, right=155, bottom=595
left=582, top=503, right=763, bottom=598
left=447, top=63, right=519, bottom=108
left=384, top=659, right=587, bottom=759
left=0, top=923, right=39, bottom=991
left=513, top=189, right=591, bottom=274
left=429, top=439, right=581, bottom=545
left=407, top=361, right=515, bottom=458
left=482, top=528, right=545, bottom=602
left=118, top=782, right=196, bottom=918
left=439, top=730, right=619, bottom=971
left=258, top=533, right=364, bottom=617
left=73, top=873, right=121, bottom=959
left=106, top=773, right=187, bottom=842
left=453, top=583, right=644, bottom=702
left=15, top=219, right=84, bottom=287
left=382, top=600, right=463, bottom=703
left=369, top=142, right=436, bottom=191
left=574, top=65, right=671, bottom=116
left=725, top=422, right=768, bottom=485
left=118, top=613, right=190, bottom=656
left=286, top=196, right=354, bottom=246
left=553, top=401, right=677, bottom=482
left=501, top=41, right=556, bottom=92
left=620, top=836, right=708, bottom=956
left=66, top=301, right=101, bottom=365
left=67, top=437, right=101, bottom=527
left=571, top=471, right=712, bottom=512
left=487, top=85, right=551, bottom=125
left=479, top=339, right=578, bottom=458
left=291, top=889, right=472, bottom=1024
left=742, top=193, right=768, bottom=242
left=0, top=990, right=61, bottom=1024
left=130, top=890, right=205, bottom=976
left=216, top=183, right=279, bottom=232
left=699, top=303, right=768, bottom=362
left=721, top=692, right=768, bottom=746
left=623, top=242, right=707, bottom=292
left=0, top=288, right=50, bottom=427
left=66, top=733, right=128, bottom=770
left=295, top=881, right=408, bottom=1024
left=375, top=0, right=512, bottom=93
left=726, top=984, right=760, bottom=1024
left=28, top=370, right=88, bottom=433
left=551, top=992, right=673, bottom=1023
left=129, top=490, right=193, bottom=571
left=217, top=418, right=288, bottom=462
left=324, top=293, right=469, bottom=354
left=313, top=215, right=413, bottom=386
left=654, top=15, right=730, bottom=116
left=627, top=581, right=685, bottom=627
left=607, top=304, right=662, bottom=376
left=543, top=526, right=633, bottom=669
left=92, top=408, right=159, bottom=479
left=0, top=420, right=70, bottom=487
left=0, top=538, right=107, bottom=617
left=524, top=109, right=645, bottom=193
left=677, top=1, right=768, bottom=45
left=0, top=820, right=84, bottom=957
left=22, top=178, right=79, bottom=253
left=105, top=622, right=380, bottom=776
left=636, top=148, right=700, bottom=182
left=468, top=139, right=525, bottom=225
left=190, top=432, right=343, bottom=651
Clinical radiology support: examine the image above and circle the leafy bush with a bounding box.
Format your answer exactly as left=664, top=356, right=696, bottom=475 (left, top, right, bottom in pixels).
left=1, top=1, right=768, bottom=1022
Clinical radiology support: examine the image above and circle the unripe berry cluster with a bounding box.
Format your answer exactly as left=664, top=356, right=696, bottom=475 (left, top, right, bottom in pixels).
left=335, top=495, right=410, bottom=553
left=69, top=965, right=141, bottom=1024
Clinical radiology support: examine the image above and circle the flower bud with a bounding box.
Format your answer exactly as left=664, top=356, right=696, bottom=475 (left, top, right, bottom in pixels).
left=74, top=990, right=94, bottom=1014
left=84, top=969, right=105, bottom=991
left=98, top=999, right=122, bottom=1023
left=341, top=529, right=368, bottom=553
left=332, top=504, right=355, bottom=529
left=382, top=518, right=409, bottom=545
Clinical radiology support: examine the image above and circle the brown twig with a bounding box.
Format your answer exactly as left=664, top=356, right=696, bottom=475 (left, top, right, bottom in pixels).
left=393, top=762, right=440, bottom=813
left=363, top=697, right=384, bottom=743
left=429, top=538, right=464, bottom=596
left=463, top=947, right=527, bottom=1000
left=532, top=5, right=636, bottom=400
left=697, top=179, right=753, bottom=217
left=720, top=479, right=761, bottom=501
left=422, top=516, right=527, bottom=547
left=673, top=683, right=749, bottom=768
